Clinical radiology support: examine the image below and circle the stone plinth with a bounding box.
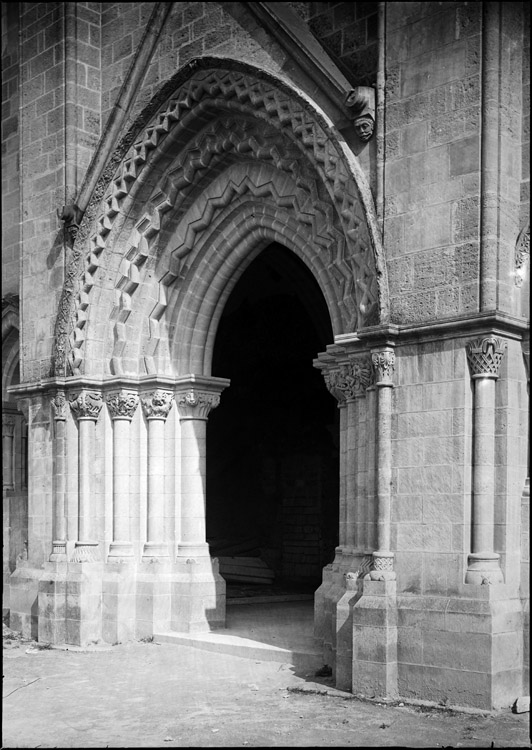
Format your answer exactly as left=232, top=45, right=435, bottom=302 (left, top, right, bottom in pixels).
left=352, top=579, right=398, bottom=699
left=170, top=556, right=226, bottom=634
left=396, top=585, right=524, bottom=710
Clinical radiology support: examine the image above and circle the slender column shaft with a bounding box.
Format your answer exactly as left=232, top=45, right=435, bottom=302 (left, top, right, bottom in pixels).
left=54, top=419, right=67, bottom=541
left=50, top=392, right=68, bottom=558
left=376, top=383, right=393, bottom=553
left=112, top=419, right=131, bottom=541
left=345, top=399, right=357, bottom=549
left=78, top=418, right=94, bottom=542
left=472, top=378, right=496, bottom=554
left=370, top=347, right=396, bottom=580
left=175, top=383, right=226, bottom=559
left=465, top=336, right=506, bottom=583
left=179, top=417, right=207, bottom=550
left=338, top=403, right=348, bottom=548
left=147, top=417, right=165, bottom=543
left=141, top=389, right=173, bottom=557
left=106, top=389, right=139, bottom=559
left=2, top=417, right=15, bottom=489
left=69, top=390, right=103, bottom=561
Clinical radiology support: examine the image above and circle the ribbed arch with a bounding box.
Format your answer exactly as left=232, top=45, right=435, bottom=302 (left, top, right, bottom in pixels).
left=53, top=59, right=388, bottom=377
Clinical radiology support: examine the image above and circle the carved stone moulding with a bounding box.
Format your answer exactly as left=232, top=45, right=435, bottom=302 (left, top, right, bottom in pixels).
left=466, top=336, right=507, bottom=379
left=323, top=356, right=373, bottom=402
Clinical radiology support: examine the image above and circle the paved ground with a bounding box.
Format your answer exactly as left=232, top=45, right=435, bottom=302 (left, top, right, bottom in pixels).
left=2, top=602, right=530, bottom=748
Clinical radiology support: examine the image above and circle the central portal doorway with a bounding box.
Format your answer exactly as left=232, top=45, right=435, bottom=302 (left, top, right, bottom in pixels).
left=207, top=243, right=339, bottom=601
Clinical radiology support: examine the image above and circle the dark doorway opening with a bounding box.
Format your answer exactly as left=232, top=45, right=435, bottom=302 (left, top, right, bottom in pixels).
left=207, top=243, right=339, bottom=599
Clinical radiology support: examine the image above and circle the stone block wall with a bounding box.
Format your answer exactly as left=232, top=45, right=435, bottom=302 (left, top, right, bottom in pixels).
left=1, top=4, right=20, bottom=296
left=384, top=2, right=483, bottom=324
left=306, top=1, right=379, bottom=86
left=17, top=2, right=102, bottom=382
left=392, top=338, right=472, bottom=598
left=392, top=335, right=528, bottom=598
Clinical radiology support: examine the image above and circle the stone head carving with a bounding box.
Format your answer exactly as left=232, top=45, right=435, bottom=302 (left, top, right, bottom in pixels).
left=353, top=114, right=375, bottom=142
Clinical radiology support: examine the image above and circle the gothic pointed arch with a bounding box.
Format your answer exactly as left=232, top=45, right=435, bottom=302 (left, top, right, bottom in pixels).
left=52, top=58, right=389, bottom=378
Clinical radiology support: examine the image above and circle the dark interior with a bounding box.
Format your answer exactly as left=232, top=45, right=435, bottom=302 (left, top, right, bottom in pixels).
left=207, top=242, right=339, bottom=593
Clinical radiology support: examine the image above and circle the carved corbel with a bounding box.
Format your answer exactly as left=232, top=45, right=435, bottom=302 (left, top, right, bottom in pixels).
left=58, top=204, right=83, bottom=246
left=345, top=86, right=375, bottom=143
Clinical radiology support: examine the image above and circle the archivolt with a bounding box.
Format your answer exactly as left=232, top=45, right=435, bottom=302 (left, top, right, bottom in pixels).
left=53, top=59, right=389, bottom=376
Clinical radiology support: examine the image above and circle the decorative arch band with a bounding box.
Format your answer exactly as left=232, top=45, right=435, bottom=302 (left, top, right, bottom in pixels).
left=52, top=58, right=389, bottom=377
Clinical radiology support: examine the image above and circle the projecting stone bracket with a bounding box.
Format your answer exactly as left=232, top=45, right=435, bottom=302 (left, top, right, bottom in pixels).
left=345, top=86, right=376, bottom=143
left=58, top=204, right=83, bottom=246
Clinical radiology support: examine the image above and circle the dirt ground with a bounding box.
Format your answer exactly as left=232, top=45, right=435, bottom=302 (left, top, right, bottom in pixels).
left=2, top=624, right=530, bottom=748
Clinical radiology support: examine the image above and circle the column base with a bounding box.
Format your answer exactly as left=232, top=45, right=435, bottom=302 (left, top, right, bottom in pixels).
left=465, top=552, right=504, bottom=584
left=107, top=541, right=134, bottom=561
left=370, top=550, right=396, bottom=581
left=49, top=541, right=67, bottom=562
left=71, top=541, right=100, bottom=562
left=176, top=542, right=211, bottom=558
left=142, top=541, right=169, bottom=560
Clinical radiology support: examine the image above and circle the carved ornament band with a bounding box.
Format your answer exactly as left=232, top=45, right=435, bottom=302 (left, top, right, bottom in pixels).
left=140, top=389, right=174, bottom=420
left=106, top=390, right=139, bottom=420
left=371, top=349, right=395, bottom=386
left=176, top=389, right=221, bottom=419
left=69, top=390, right=103, bottom=421
left=466, top=337, right=507, bottom=379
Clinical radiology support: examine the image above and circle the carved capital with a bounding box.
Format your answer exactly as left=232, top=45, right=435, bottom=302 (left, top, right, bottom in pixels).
left=51, top=391, right=68, bottom=421
left=140, top=389, right=174, bottom=420
left=371, top=348, right=395, bottom=386
left=175, top=389, right=220, bottom=420
left=466, top=337, right=507, bottom=379
left=324, top=358, right=372, bottom=402
left=69, top=390, right=103, bottom=421
left=106, top=389, right=139, bottom=420
left=2, top=416, right=15, bottom=438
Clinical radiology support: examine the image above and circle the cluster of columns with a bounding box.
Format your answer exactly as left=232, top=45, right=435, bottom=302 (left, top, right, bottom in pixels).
left=2, top=414, right=16, bottom=490
left=321, top=344, right=396, bottom=578
left=46, top=376, right=228, bottom=564
left=319, top=333, right=510, bottom=586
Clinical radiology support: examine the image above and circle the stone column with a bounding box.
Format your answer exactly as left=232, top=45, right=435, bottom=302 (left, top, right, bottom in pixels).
left=50, top=391, right=68, bottom=560
left=174, top=386, right=222, bottom=558
left=106, top=389, right=139, bottom=560
left=370, top=347, right=396, bottom=580
left=465, top=336, right=507, bottom=584
left=69, top=390, right=103, bottom=562
left=2, top=415, right=15, bottom=490
left=140, top=389, right=174, bottom=558
left=324, top=370, right=347, bottom=548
